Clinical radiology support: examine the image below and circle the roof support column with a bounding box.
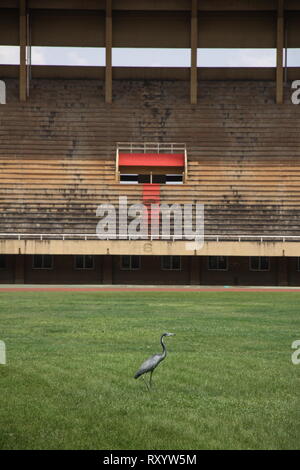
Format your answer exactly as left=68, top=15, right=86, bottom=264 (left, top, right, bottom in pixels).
left=105, top=0, right=112, bottom=104
left=14, top=255, right=25, bottom=284
left=276, top=0, right=284, bottom=104
left=19, top=0, right=29, bottom=102
left=190, top=0, right=198, bottom=105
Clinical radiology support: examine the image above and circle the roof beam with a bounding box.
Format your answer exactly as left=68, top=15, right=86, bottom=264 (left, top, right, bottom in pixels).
left=190, top=0, right=198, bottom=105
left=276, top=0, right=284, bottom=104
left=19, top=0, right=29, bottom=102
left=5, top=0, right=299, bottom=11
left=105, top=0, right=112, bottom=104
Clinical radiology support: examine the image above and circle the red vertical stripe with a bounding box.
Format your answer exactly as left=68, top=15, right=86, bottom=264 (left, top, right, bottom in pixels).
left=143, top=184, right=160, bottom=232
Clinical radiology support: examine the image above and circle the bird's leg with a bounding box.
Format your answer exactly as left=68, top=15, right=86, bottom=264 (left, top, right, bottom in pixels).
left=149, top=370, right=153, bottom=389
left=142, top=375, right=150, bottom=392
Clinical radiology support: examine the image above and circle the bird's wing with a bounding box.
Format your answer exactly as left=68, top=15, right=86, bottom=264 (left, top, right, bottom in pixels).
left=134, top=354, right=162, bottom=378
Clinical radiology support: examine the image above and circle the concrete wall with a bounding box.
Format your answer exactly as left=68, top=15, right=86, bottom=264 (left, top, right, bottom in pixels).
left=24, top=255, right=103, bottom=284
left=0, top=255, right=15, bottom=284
left=1, top=254, right=300, bottom=286
left=112, top=255, right=191, bottom=285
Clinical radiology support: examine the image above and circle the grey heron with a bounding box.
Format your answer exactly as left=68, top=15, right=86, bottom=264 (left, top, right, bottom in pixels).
left=134, top=332, right=175, bottom=390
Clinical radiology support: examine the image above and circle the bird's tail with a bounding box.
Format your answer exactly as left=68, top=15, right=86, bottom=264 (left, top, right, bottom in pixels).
left=134, top=371, right=142, bottom=379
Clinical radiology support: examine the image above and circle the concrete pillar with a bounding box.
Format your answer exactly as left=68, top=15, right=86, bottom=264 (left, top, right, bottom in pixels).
left=190, top=256, right=200, bottom=285
left=102, top=255, right=113, bottom=284
left=14, top=255, right=25, bottom=284
left=277, top=257, right=288, bottom=286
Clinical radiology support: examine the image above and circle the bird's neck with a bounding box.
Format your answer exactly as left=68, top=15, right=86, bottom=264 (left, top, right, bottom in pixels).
left=160, top=335, right=167, bottom=358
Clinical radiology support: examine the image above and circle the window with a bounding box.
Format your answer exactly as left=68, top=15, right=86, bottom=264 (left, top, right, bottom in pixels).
left=165, top=174, right=183, bottom=185
left=138, top=174, right=151, bottom=184
left=120, top=174, right=139, bottom=184
left=208, top=256, right=228, bottom=271
left=161, top=256, right=181, bottom=271
left=74, top=255, right=94, bottom=270
left=152, top=174, right=166, bottom=184
left=120, top=173, right=183, bottom=185
left=32, top=255, right=53, bottom=269
left=120, top=255, right=141, bottom=270
left=249, top=257, right=270, bottom=271
left=0, top=255, right=6, bottom=270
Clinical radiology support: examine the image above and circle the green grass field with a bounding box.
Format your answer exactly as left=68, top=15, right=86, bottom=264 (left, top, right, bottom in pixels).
left=0, top=291, right=299, bottom=450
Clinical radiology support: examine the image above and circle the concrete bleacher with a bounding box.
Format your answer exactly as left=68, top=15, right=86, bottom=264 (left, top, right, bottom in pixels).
left=0, top=78, right=299, bottom=236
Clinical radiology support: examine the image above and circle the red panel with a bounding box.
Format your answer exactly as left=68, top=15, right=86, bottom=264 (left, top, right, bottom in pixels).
left=142, top=183, right=161, bottom=201
left=119, top=153, right=184, bottom=167
left=143, top=184, right=160, bottom=230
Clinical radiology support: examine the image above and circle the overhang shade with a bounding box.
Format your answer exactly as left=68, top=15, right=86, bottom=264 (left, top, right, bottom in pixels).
left=119, top=153, right=185, bottom=167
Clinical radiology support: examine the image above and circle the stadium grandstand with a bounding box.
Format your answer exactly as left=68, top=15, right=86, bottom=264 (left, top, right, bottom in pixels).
left=0, top=0, right=300, bottom=285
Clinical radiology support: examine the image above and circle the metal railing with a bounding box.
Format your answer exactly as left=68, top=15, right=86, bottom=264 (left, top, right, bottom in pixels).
left=1, top=233, right=300, bottom=243
left=204, top=235, right=300, bottom=243
left=117, top=142, right=186, bottom=154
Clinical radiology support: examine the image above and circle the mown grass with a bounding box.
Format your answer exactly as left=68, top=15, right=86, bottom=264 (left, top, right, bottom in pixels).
left=0, top=291, right=299, bottom=450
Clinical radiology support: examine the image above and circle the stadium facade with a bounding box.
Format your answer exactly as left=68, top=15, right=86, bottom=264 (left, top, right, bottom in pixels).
left=0, top=0, right=300, bottom=285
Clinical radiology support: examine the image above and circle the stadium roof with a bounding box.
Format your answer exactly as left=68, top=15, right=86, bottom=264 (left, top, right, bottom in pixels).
left=0, top=0, right=299, bottom=103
